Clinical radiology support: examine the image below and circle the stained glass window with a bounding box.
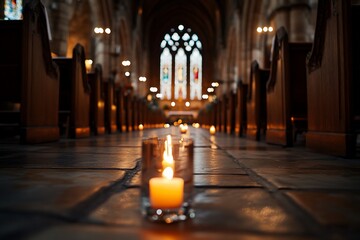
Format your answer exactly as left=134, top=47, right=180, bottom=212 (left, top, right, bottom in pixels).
left=160, top=48, right=172, bottom=100
left=190, top=48, right=202, bottom=100
left=175, top=48, right=187, bottom=99
left=4, top=0, right=22, bottom=20
left=160, top=24, right=202, bottom=100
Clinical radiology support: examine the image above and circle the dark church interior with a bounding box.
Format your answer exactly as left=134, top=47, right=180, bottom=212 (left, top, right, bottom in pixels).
left=0, top=0, right=360, bottom=239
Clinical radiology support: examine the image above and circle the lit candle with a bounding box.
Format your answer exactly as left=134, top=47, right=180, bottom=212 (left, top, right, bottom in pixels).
left=139, top=124, right=144, bottom=130
left=209, top=125, right=216, bottom=135
left=180, top=124, right=188, bottom=134
left=162, top=135, right=174, bottom=169
left=85, top=59, right=93, bottom=73
left=149, top=167, right=184, bottom=209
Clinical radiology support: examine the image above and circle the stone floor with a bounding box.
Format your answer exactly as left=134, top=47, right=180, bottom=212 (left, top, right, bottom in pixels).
left=0, top=127, right=360, bottom=240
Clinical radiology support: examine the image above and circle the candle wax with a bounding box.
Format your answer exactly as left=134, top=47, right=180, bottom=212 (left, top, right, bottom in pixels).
left=149, top=177, right=184, bottom=209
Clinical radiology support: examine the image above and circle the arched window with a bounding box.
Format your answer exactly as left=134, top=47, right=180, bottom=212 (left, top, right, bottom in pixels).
left=160, top=25, right=202, bottom=100
left=4, top=0, right=22, bottom=20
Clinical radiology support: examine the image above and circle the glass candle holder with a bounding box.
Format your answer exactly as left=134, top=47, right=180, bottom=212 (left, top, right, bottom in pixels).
left=141, top=136, right=194, bottom=223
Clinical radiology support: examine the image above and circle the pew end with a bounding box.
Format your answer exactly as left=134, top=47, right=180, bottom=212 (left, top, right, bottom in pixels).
left=266, top=27, right=312, bottom=147
left=246, top=60, right=269, bottom=141
left=0, top=0, right=60, bottom=143
left=54, top=44, right=91, bottom=139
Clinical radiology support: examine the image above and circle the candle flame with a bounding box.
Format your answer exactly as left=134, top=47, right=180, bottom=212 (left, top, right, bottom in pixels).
left=163, top=135, right=173, bottom=164
left=162, top=134, right=175, bottom=171
left=162, top=167, right=173, bottom=180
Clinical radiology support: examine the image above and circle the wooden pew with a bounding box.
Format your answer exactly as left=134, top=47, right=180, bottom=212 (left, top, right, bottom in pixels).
left=124, top=89, right=133, bottom=132
left=222, top=95, right=229, bottom=133
left=216, top=99, right=222, bottom=132
left=54, top=44, right=91, bottom=138
left=0, top=0, right=59, bottom=143
left=115, top=86, right=125, bottom=132
left=246, top=60, right=269, bottom=141
left=353, top=4, right=360, bottom=143
left=266, top=27, right=312, bottom=147
left=227, top=91, right=236, bottom=135
left=104, top=79, right=117, bottom=134
left=88, top=64, right=105, bottom=135
left=236, top=81, right=248, bottom=137
left=132, top=96, right=138, bottom=131
left=306, top=0, right=358, bottom=157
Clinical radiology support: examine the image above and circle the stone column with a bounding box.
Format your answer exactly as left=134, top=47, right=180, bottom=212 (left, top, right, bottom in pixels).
left=289, top=0, right=312, bottom=41
left=268, top=0, right=313, bottom=42
left=48, top=0, right=74, bottom=56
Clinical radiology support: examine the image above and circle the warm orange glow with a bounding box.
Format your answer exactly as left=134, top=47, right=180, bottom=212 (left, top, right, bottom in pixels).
left=164, top=123, right=170, bottom=128
left=97, top=101, right=104, bottom=108
left=149, top=176, right=184, bottom=209
left=85, top=59, right=93, bottom=73
left=139, top=124, right=144, bottom=130
left=180, top=124, right=188, bottom=134
left=192, top=123, right=200, bottom=128
left=210, top=125, right=216, bottom=135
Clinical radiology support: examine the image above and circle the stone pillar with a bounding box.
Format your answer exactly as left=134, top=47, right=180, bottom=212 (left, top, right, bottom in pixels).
left=268, top=0, right=312, bottom=42
left=48, top=0, right=74, bottom=56
left=289, top=1, right=312, bottom=41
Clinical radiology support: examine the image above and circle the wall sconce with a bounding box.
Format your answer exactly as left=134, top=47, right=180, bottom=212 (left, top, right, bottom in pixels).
left=94, top=27, right=111, bottom=35
left=150, top=87, right=158, bottom=93
left=207, top=87, right=214, bottom=93
left=211, top=82, right=219, bottom=88
left=257, top=26, right=273, bottom=33
left=122, top=60, right=131, bottom=66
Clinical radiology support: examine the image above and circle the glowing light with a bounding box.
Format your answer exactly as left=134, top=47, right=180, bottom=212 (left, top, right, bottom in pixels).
left=105, top=28, right=111, bottom=34
left=210, top=125, right=216, bottom=135
left=171, top=102, right=176, bottom=107
left=150, top=87, right=158, bottom=93
left=139, top=76, right=147, bottom=82
left=178, top=25, right=184, bottom=31
left=211, top=82, right=219, bottom=87
left=94, top=27, right=104, bottom=34
left=122, top=60, right=131, bottom=66
left=150, top=87, right=157, bottom=93
left=156, top=93, right=162, bottom=98
left=162, top=135, right=174, bottom=169
left=202, top=94, right=209, bottom=100
left=139, top=124, right=144, bottom=130
left=125, top=71, right=130, bottom=77
left=164, top=123, right=170, bottom=128
left=257, top=27, right=262, bottom=33
left=85, top=59, right=93, bottom=73
left=207, top=87, right=214, bottom=93
left=185, top=102, right=190, bottom=107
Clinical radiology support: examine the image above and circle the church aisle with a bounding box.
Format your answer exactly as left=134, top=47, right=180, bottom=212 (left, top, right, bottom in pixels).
left=0, top=127, right=359, bottom=239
